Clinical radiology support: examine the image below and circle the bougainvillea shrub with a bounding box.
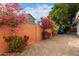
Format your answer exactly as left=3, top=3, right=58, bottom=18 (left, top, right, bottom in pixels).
left=40, top=17, right=53, bottom=39
left=3, top=35, right=29, bottom=53
left=41, top=17, right=59, bottom=39
left=42, top=29, right=51, bottom=39
left=0, top=3, right=29, bottom=53
left=41, top=17, right=54, bottom=29
left=0, top=3, right=27, bottom=31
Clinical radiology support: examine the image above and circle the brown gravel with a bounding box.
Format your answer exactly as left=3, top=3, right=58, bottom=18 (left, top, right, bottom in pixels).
left=3, top=34, right=79, bottom=56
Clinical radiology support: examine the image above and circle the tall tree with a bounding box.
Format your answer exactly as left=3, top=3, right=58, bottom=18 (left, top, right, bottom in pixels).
left=49, top=3, right=79, bottom=32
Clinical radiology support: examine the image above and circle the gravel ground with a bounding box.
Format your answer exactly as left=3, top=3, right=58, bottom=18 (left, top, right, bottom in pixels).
left=3, top=34, right=79, bottom=56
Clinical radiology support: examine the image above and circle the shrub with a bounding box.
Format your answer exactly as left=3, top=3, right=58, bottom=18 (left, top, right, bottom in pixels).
left=51, top=23, right=60, bottom=34
left=0, top=3, right=27, bottom=30
left=41, top=17, right=53, bottom=29
left=3, top=35, right=29, bottom=53
left=42, top=30, right=51, bottom=39
left=41, top=17, right=59, bottom=38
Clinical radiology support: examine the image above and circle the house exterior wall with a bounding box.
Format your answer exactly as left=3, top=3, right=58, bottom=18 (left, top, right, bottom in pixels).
left=26, top=14, right=35, bottom=24
left=0, top=23, right=42, bottom=54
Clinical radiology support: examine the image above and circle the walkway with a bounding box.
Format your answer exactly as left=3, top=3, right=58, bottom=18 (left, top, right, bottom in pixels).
left=4, top=34, right=79, bottom=56
left=20, top=34, right=79, bottom=56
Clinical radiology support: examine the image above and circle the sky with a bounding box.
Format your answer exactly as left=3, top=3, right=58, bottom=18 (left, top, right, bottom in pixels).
left=19, top=3, right=53, bottom=23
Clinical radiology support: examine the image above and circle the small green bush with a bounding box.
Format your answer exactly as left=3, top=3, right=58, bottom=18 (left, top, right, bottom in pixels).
left=3, top=35, right=29, bottom=53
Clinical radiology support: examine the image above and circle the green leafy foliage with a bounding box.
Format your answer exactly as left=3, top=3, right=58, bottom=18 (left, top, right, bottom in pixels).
left=49, top=3, right=79, bottom=32
left=51, top=23, right=59, bottom=32
left=3, top=35, right=29, bottom=53
left=6, top=20, right=18, bottom=27
left=0, top=21, right=3, bottom=26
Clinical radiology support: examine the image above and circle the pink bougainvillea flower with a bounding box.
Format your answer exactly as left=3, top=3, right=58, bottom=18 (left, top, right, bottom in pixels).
left=4, top=15, right=9, bottom=20
left=5, top=4, right=9, bottom=8
left=0, top=3, right=27, bottom=31
left=7, top=8, right=14, bottom=12
left=14, top=27, right=19, bottom=32
left=0, top=7, right=2, bottom=12
left=14, top=15, right=20, bottom=20
left=8, top=26, right=13, bottom=30
left=0, top=25, right=5, bottom=29
left=41, top=17, right=54, bottom=29
left=0, top=17, right=2, bottom=21
left=0, top=19, right=2, bottom=21
left=0, top=9, right=2, bottom=12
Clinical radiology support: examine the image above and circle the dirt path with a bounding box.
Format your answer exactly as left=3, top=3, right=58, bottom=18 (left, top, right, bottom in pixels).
left=4, top=34, right=79, bottom=56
